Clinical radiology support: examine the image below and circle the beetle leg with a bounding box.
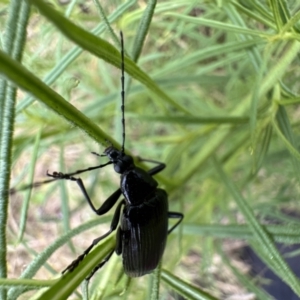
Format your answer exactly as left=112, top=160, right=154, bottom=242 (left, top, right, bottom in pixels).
left=75, top=179, right=122, bottom=215
left=86, top=249, right=115, bottom=281
left=11, top=161, right=112, bottom=195
left=137, top=157, right=166, bottom=176
left=47, top=161, right=113, bottom=178
left=167, top=212, right=184, bottom=234
left=49, top=171, right=123, bottom=215
left=115, top=227, right=123, bottom=255
left=46, top=156, right=165, bottom=215
left=10, top=157, right=164, bottom=195
left=48, top=158, right=164, bottom=215
left=62, top=200, right=126, bottom=274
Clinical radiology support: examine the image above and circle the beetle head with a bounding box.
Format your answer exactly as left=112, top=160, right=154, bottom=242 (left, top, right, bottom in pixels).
left=104, top=146, right=133, bottom=174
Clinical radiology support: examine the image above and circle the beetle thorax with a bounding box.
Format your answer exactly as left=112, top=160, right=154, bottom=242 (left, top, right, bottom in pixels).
left=104, top=146, right=134, bottom=174
left=121, top=167, right=158, bottom=205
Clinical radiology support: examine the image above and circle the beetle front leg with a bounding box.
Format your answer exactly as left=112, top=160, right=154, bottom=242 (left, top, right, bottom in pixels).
left=47, top=161, right=112, bottom=178
left=62, top=199, right=126, bottom=274
left=48, top=170, right=122, bottom=215
left=76, top=178, right=122, bottom=215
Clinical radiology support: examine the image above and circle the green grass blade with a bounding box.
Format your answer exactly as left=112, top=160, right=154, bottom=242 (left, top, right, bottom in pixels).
left=0, top=49, right=113, bottom=146
left=16, top=0, right=136, bottom=113
left=161, top=269, right=218, bottom=300
left=8, top=217, right=111, bottom=299
left=183, top=223, right=300, bottom=244
left=131, top=0, right=157, bottom=61
left=213, top=155, right=300, bottom=296
left=17, top=129, right=42, bottom=242
left=0, top=2, right=30, bottom=300
left=217, top=242, right=273, bottom=300
left=28, top=0, right=188, bottom=114
left=149, top=261, right=161, bottom=300
left=36, top=237, right=115, bottom=300
left=165, top=13, right=273, bottom=37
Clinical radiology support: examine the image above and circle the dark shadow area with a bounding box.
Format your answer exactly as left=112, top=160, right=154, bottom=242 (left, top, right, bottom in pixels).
left=242, top=243, right=300, bottom=300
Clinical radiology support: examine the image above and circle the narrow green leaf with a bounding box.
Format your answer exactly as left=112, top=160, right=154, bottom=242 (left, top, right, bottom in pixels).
left=132, top=115, right=249, bottom=124
left=36, top=237, right=115, bottom=300
left=217, top=243, right=273, bottom=300
left=7, top=217, right=111, bottom=299
left=161, top=269, right=218, bottom=300
left=213, top=156, right=300, bottom=296
left=230, top=1, right=276, bottom=29
left=273, top=105, right=300, bottom=180
left=150, top=261, right=161, bottom=300
left=17, top=0, right=136, bottom=113
left=0, top=49, right=114, bottom=147
left=18, top=129, right=42, bottom=242
left=0, top=278, right=54, bottom=288
left=131, top=0, right=157, bottom=61
left=155, top=39, right=265, bottom=77
left=28, top=0, right=188, bottom=114
left=183, top=223, right=300, bottom=244
left=0, top=2, right=30, bottom=300
left=165, top=13, right=273, bottom=37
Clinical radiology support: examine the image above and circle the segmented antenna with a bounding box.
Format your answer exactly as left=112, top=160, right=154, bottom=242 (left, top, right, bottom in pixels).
left=120, top=31, right=125, bottom=154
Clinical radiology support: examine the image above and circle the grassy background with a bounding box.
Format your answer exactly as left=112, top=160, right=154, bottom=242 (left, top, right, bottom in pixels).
left=1, top=0, right=300, bottom=299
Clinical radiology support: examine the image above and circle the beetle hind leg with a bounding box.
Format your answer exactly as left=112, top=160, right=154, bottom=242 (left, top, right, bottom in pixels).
left=62, top=200, right=125, bottom=275
left=86, top=249, right=115, bottom=280
left=85, top=226, right=124, bottom=280
left=62, top=233, right=111, bottom=274
left=167, top=211, right=184, bottom=234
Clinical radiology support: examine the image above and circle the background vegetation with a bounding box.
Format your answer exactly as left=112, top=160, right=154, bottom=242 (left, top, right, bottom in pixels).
left=1, top=0, right=300, bottom=299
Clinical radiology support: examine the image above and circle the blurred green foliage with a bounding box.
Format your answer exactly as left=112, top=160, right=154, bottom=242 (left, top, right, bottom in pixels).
left=1, top=0, right=300, bottom=299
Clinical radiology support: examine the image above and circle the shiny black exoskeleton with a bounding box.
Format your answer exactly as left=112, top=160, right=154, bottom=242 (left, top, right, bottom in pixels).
left=47, top=32, right=183, bottom=279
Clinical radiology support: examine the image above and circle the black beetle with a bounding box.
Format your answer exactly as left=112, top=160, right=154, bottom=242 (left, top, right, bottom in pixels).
left=46, top=32, right=183, bottom=279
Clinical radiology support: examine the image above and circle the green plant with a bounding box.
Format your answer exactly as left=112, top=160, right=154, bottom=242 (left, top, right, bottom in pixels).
left=1, top=0, right=300, bottom=299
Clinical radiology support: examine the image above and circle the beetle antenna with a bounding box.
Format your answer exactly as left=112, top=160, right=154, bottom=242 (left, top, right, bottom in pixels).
left=120, top=31, right=125, bottom=155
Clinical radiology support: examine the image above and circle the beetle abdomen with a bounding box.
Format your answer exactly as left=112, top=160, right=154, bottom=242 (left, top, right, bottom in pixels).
left=120, top=188, right=168, bottom=277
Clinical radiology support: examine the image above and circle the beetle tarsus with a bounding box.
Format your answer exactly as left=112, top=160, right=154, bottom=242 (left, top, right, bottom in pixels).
left=86, top=250, right=115, bottom=281
left=61, top=248, right=89, bottom=274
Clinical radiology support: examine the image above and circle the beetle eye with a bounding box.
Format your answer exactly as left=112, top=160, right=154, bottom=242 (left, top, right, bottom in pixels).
left=105, top=147, right=120, bottom=161
left=110, top=151, right=118, bottom=159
